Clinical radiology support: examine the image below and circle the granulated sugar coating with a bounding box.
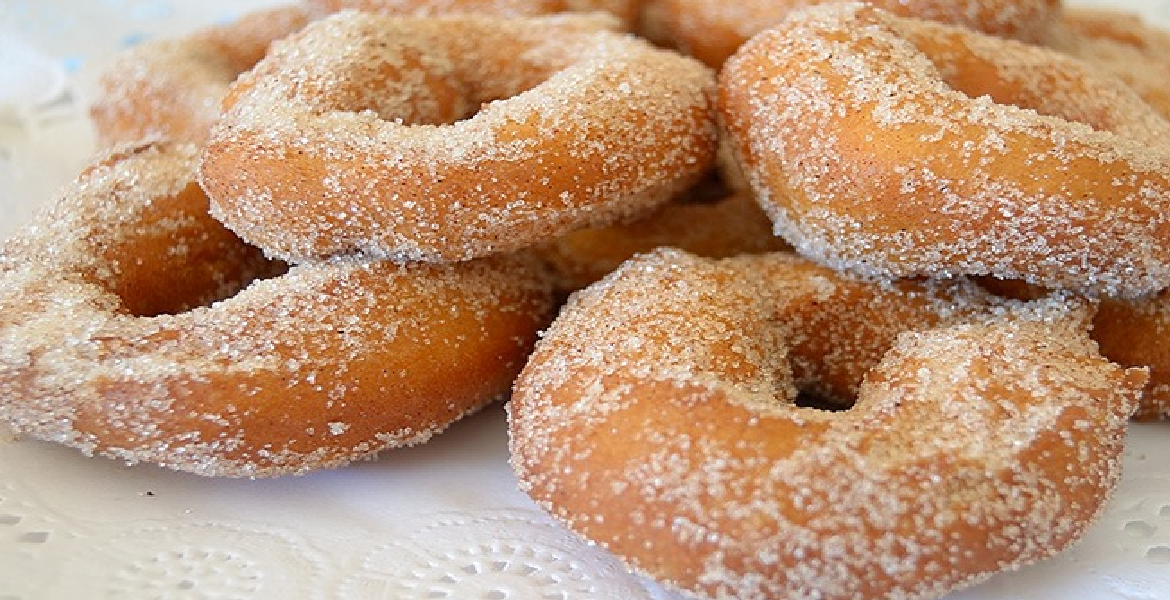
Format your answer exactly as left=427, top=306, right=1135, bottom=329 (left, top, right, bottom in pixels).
left=718, top=3, right=1170, bottom=298
left=0, top=142, right=555, bottom=477
left=89, top=5, right=312, bottom=147
left=509, top=248, right=1145, bottom=600
left=640, top=0, right=1060, bottom=67
left=199, top=11, right=719, bottom=264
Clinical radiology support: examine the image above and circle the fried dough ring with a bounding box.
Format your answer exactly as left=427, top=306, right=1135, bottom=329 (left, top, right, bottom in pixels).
left=200, top=12, right=718, bottom=263
left=0, top=142, right=554, bottom=477
left=719, top=3, right=1170, bottom=298
left=509, top=248, right=1144, bottom=600
left=89, top=0, right=652, bottom=147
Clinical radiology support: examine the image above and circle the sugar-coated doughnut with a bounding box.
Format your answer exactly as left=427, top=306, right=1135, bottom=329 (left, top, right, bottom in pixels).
left=538, top=184, right=788, bottom=293
left=89, top=5, right=312, bottom=147
left=0, top=142, right=554, bottom=477
left=509, top=248, right=1144, bottom=600
left=640, top=0, right=1061, bottom=67
left=719, top=3, right=1170, bottom=298
left=1048, top=7, right=1170, bottom=120
left=305, top=0, right=642, bottom=27
left=200, top=12, right=719, bottom=263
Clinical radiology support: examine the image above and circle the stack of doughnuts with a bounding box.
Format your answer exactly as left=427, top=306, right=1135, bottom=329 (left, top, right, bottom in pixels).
left=0, top=140, right=557, bottom=478
left=510, top=2, right=1169, bottom=600
left=1, top=0, right=1168, bottom=598
left=713, top=3, right=1170, bottom=423
left=3, top=4, right=719, bottom=477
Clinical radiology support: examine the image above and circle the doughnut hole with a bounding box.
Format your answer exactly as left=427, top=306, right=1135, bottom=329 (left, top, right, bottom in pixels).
left=95, top=181, right=286, bottom=317
left=778, top=275, right=975, bottom=411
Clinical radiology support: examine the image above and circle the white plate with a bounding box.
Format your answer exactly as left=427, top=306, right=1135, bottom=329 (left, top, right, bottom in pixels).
left=1, top=1, right=1169, bottom=599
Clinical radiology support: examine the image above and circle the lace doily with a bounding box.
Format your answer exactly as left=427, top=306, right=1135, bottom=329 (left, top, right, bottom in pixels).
left=2, top=1, right=1169, bottom=599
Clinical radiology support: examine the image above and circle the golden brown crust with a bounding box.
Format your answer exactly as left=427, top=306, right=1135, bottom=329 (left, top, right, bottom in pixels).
left=0, top=142, right=555, bottom=477
left=199, top=12, right=719, bottom=263
left=718, top=3, right=1170, bottom=298
left=640, top=0, right=1061, bottom=67
left=509, top=248, right=1144, bottom=600
left=89, top=5, right=312, bottom=147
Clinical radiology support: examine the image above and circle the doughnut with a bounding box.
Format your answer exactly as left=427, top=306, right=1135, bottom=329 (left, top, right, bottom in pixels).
left=88, top=0, right=650, bottom=148
left=639, top=0, right=1061, bottom=67
left=199, top=12, right=719, bottom=263
left=304, top=0, right=642, bottom=27
left=538, top=182, right=788, bottom=293
left=1047, top=8, right=1170, bottom=120
left=89, top=5, right=312, bottom=146
left=719, top=3, right=1170, bottom=298
left=509, top=248, right=1144, bottom=600
left=0, top=142, right=554, bottom=477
